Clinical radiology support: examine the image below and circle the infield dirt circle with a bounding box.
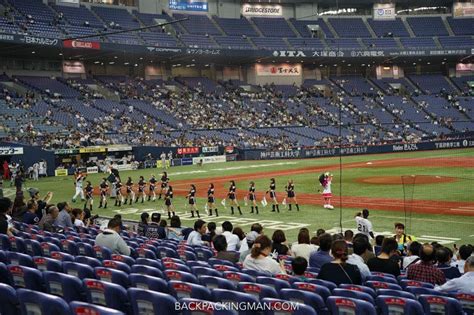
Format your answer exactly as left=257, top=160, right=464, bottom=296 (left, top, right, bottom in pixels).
left=355, top=175, right=458, bottom=185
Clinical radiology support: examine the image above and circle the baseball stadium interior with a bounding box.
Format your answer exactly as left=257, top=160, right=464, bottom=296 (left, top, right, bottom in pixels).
left=0, top=0, right=473, bottom=314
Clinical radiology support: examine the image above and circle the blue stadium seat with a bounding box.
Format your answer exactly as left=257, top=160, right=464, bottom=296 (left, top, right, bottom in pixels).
left=6, top=251, right=35, bottom=267
left=50, top=251, right=75, bottom=262
left=8, top=264, right=45, bottom=291
left=17, top=288, right=70, bottom=315
left=366, top=275, right=398, bottom=284
left=241, top=268, right=269, bottom=278
left=137, top=248, right=158, bottom=259
left=261, top=298, right=317, bottom=315
left=194, top=246, right=214, bottom=261
left=103, top=260, right=132, bottom=273
left=418, top=295, right=464, bottom=315
left=280, top=288, right=327, bottom=314
left=95, top=267, right=130, bottom=288
left=0, top=283, right=19, bottom=315
left=43, top=271, right=86, bottom=302
left=186, top=261, right=211, bottom=269
left=256, top=276, right=291, bottom=292
left=404, top=287, right=446, bottom=298
left=237, top=282, right=279, bottom=299
left=339, top=284, right=376, bottom=298
left=376, top=295, right=424, bottom=315
left=399, top=279, right=435, bottom=289
left=198, top=275, right=236, bottom=290
left=135, top=258, right=163, bottom=270
left=111, top=254, right=135, bottom=266
left=128, top=288, right=177, bottom=315
left=213, top=264, right=240, bottom=273
left=75, top=255, right=102, bottom=268
left=307, top=278, right=337, bottom=291
left=365, top=281, right=402, bottom=291
left=224, top=271, right=255, bottom=285
left=129, top=273, right=169, bottom=293
left=83, top=279, right=129, bottom=313
left=8, top=236, right=26, bottom=253
left=63, top=261, right=95, bottom=279
left=0, top=262, right=13, bottom=286
left=208, top=258, right=238, bottom=268
left=191, top=266, right=222, bottom=278
left=212, top=289, right=260, bottom=315
left=33, top=256, right=63, bottom=272
left=327, top=296, right=377, bottom=315
left=164, top=270, right=199, bottom=284
left=70, top=301, right=125, bottom=315
left=0, top=234, right=11, bottom=251
left=130, top=264, right=164, bottom=278
left=291, top=282, right=331, bottom=301
left=156, top=246, right=179, bottom=259
left=77, top=242, right=95, bottom=257
left=453, top=293, right=474, bottom=315
left=94, top=245, right=113, bottom=261
left=24, top=239, right=43, bottom=256
left=377, top=289, right=417, bottom=300
left=333, top=288, right=375, bottom=304
left=40, top=242, right=61, bottom=256
left=168, top=280, right=212, bottom=300
left=163, top=261, right=192, bottom=273
left=60, top=239, right=79, bottom=256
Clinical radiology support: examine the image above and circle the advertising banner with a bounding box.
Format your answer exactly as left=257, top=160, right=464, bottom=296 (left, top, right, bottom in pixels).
left=0, top=147, right=23, bottom=155
left=169, top=0, right=208, bottom=11
left=86, top=166, right=99, bottom=174
left=55, top=169, right=68, bottom=177
left=79, top=147, right=106, bottom=153
left=63, top=40, right=101, bottom=50
left=242, top=4, right=282, bottom=17
left=453, top=2, right=474, bottom=17
left=373, top=3, right=396, bottom=20
left=177, top=147, right=200, bottom=155
left=192, top=155, right=227, bottom=165
left=256, top=64, right=301, bottom=76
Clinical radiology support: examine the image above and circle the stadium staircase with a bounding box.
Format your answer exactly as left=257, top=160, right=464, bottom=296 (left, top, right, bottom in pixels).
left=400, top=17, right=416, bottom=38
left=323, top=18, right=340, bottom=38
left=441, top=16, right=455, bottom=36
left=362, top=17, right=377, bottom=38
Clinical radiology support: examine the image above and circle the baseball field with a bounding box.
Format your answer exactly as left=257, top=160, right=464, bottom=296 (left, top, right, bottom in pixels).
left=5, top=148, right=474, bottom=245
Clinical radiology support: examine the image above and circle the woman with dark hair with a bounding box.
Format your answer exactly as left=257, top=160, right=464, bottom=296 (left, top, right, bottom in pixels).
left=266, top=178, right=279, bottom=213
left=137, top=212, right=149, bottom=236
left=165, top=185, right=175, bottom=219
left=243, top=235, right=286, bottom=275
left=203, top=222, right=216, bottom=242
left=248, top=181, right=258, bottom=214
left=207, top=183, right=218, bottom=217
left=136, top=176, right=146, bottom=203
left=272, top=230, right=290, bottom=256
left=317, top=240, right=362, bottom=285
left=186, top=184, right=199, bottom=218
left=167, top=215, right=183, bottom=241
left=285, top=179, right=299, bottom=211
left=84, top=181, right=94, bottom=213
left=227, top=180, right=242, bottom=215
left=158, top=171, right=169, bottom=200
left=291, top=228, right=318, bottom=261
left=213, top=235, right=239, bottom=263
left=124, top=177, right=134, bottom=205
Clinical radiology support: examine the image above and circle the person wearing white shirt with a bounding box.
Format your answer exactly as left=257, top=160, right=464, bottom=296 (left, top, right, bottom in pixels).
left=403, top=241, right=422, bottom=270
left=291, top=228, right=318, bottom=261
left=222, top=221, right=240, bottom=251
left=436, top=256, right=474, bottom=294
left=347, top=237, right=371, bottom=280
left=243, top=235, right=286, bottom=276
left=451, top=244, right=473, bottom=274
left=355, top=209, right=374, bottom=239
left=187, top=219, right=208, bottom=246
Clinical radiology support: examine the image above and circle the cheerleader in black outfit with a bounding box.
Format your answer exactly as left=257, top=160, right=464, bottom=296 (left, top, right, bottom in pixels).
left=98, top=178, right=109, bottom=209
left=148, top=175, right=157, bottom=201
left=124, top=177, right=134, bottom=205
left=248, top=181, right=258, bottom=214
left=266, top=178, right=279, bottom=213
left=114, top=180, right=123, bottom=207
left=84, top=181, right=93, bottom=213
left=158, top=172, right=169, bottom=200
left=187, top=184, right=200, bottom=218
left=286, top=179, right=299, bottom=211
left=136, top=176, right=146, bottom=203
left=165, top=185, right=175, bottom=219
left=207, top=183, right=218, bottom=217
left=228, top=180, right=242, bottom=215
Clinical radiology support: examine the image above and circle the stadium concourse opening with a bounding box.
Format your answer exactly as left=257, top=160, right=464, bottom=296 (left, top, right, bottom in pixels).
left=0, top=0, right=474, bottom=314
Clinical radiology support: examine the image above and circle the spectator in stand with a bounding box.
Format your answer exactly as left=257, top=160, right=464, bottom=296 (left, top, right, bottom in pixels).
left=318, top=240, right=362, bottom=285
left=436, top=246, right=461, bottom=279
left=452, top=244, right=473, bottom=274
left=159, top=220, right=167, bottom=228
left=213, top=235, right=238, bottom=264
left=167, top=215, right=184, bottom=241
left=55, top=201, right=73, bottom=228
left=344, top=230, right=354, bottom=249
left=202, top=222, right=216, bottom=243
left=145, top=213, right=166, bottom=239
left=367, top=238, right=401, bottom=277
left=292, top=228, right=318, bottom=261
left=137, top=212, right=149, bottom=237
left=22, top=199, right=39, bottom=225
left=407, top=244, right=446, bottom=285
left=187, top=219, right=208, bottom=246
left=11, top=193, right=26, bottom=221
left=243, top=235, right=286, bottom=275
left=0, top=197, right=13, bottom=235
left=234, top=227, right=248, bottom=259
left=222, top=221, right=240, bottom=251
left=272, top=230, right=290, bottom=256
left=347, top=236, right=371, bottom=280
left=72, top=208, right=86, bottom=227
left=95, top=217, right=131, bottom=256
left=394, top=222, right=416, bottom=253
left=38, top=205, right=59, bottom=232
left=402, top=241, right=422, bottom=270
left=246, top=223, right=263, bottom=248
left=28, top=188, right=52, bottom=220
left=435, top=256, right=474, bottom=294
left=374, top=235, right=385, bottom=256
left=309, top=233, right=333, bottom=269
left=292, top=257, right=309, bottom=281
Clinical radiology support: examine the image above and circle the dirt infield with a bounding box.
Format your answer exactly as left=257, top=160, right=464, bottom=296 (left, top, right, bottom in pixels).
left=354, top=175, right=458, bottom=185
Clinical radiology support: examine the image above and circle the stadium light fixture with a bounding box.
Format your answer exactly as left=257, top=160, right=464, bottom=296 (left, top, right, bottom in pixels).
left=109, top=61, right=115, bottom=65
left=31, top=51, right=36, bottom=54
left=94, top=61, right=100, bottom=64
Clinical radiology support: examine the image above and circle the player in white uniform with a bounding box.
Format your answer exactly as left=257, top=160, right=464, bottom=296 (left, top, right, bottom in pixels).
left=160, top=152, right=167, bottom=169
left=319, top=172, right=334, bottom=209
left=167, top=151, right=173, bottom=167
left=72, top=171, right=86, bottom=202
left=355, top=209, right=375, bottom=239
left=32, top=162, right=39, bottom=181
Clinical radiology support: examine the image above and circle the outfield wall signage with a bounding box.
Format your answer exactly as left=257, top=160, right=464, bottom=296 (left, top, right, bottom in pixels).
left=86, top=166, right=99, bottom=174
left=0, top=147, right=23, bottom=155
left=246, top=137, right=474, bottom=160
left=192, top=155, right=226, bottom=165
left=242, top=4, right=282, bottom=17
left=107, top=145, right=133, bottom=152
left=54, top=169, right=68, bottom=176
left=169, top=0, right=208, bottom=12
left=54, top=149, right=80, bottom=155
left=63, top=40, right=100, bottom=50
left=202, top=146, right=219, bottom=153
left=79, top=147, right=106, bottom=153
left=256, top=64, right=301, bottom=76
left=181, top=158, right=193, bottom=166
left=453, top=2, right=474, bottom=17
left=177, top=147, right=200, bottom=155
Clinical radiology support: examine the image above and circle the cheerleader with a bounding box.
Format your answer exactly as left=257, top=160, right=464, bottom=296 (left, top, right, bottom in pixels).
left=136, top=176, right=146, bottom=203
left=124, top=177, right=134, bottom=205
left=165, top=185, right=175, bottom=219
left=286, top=179, right=299, bottom=211
left=72, top=171, right=86, bottom=202
left=319, top=172, right=334, bottom=209
left=248, top=181, right=258, bottom=214
left=228, top=180, right=242, bottom=215
left=98, top=178, right=109, bottom=209
left=207, top=183, right=218, bottom=217
left=84, top=181, right=93, bottom=212
left=187, top=184, right=200, bottom=218
left=158, top=172, right=169, bottom=200
left=266, top=178, right=279, bottom=213
left=114, top=180, right=123, bottom=207
left=148, top=175, right=157, bottom=201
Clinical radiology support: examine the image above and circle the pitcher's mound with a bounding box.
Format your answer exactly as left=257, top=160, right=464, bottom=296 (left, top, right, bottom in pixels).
left=356, top=175, right=458, bottom=185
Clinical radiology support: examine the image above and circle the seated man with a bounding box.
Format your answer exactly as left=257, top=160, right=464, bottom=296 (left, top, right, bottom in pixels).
left=436, top=256, right=474, bottom=294
left=367, top=238, right=401, bottom=277
left=187, top=219, right=208, bottom=246
left=407, top=244, right=446, bottom=285
left=292, top=256, right=310, bottom=282
left=95, top=218, right=131, bottom=256
left=213, top=235, right=238, bottom=264
left=436, top=246, right=461, bottom=280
